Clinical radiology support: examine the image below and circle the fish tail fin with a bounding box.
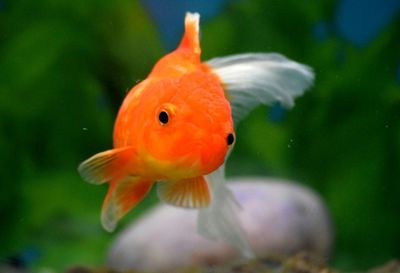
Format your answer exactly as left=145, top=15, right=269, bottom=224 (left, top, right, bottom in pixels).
left=198, top=166, right=255, bottom=259
left=178, top=12, right=201, bottom=55
left=206, top=53, right=314, bottom=123
left=101, top=177, right=153, bottom=232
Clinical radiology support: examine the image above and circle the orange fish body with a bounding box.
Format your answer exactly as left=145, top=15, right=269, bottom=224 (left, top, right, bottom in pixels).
left=79, top=12, right=314, bottom=257
left=79, top=13, right=234, bottom=231
left=113, top=59, right=232, bottom=179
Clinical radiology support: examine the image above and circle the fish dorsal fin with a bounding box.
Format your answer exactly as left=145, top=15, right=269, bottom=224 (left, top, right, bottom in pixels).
left=178, top=12, right=201, bottom=56
left=149, top=12, right=201, bottom=78
left=78, top=147, right=136, bottom=185
left=101, top=177, right=153, bottom=232
left=157, top=176, right=210, bottom=208
left=206, top=53, right=314, bottom=124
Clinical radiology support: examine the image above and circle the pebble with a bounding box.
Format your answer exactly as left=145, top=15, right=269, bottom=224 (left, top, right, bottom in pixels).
left=107, top=177, right=333, bottom=272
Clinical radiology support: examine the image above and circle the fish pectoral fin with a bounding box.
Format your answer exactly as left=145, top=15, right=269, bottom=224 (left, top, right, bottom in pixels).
left=101, top=177, right=153, bottom=232
left=157, top=176, right=211, bottom=208
left=78, top=147, right=136, bottom=185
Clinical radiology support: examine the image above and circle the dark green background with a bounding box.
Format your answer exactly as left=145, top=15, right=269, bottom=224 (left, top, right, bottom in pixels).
left=1, top=0, right=399, bottom=271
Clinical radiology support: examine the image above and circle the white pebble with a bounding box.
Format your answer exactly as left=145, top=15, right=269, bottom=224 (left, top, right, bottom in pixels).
left=107, top=178, right=333, bottom=272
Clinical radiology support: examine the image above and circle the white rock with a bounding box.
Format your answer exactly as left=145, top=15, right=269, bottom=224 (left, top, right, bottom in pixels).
left=107, top=177, right=333, bottom=272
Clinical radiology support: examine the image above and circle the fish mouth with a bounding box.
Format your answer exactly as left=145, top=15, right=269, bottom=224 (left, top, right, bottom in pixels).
left=159, top=130, right=228, bottom=177
left=195, top=134, right=227, bottom=174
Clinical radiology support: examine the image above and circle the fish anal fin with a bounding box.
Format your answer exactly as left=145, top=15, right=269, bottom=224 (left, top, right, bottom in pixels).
left=78, top=147, right=136, bottom=185
left=101, top=177, right=153, bottom=232
left=157, top=176, right=210, bottom=208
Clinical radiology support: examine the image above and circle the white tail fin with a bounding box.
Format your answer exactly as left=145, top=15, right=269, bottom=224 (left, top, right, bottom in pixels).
left=198, top=165, right=254, bottom=258
left=207, top=53, right=314, bottom=123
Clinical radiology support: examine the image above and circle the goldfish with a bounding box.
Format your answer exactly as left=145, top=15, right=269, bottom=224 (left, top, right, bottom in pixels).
left=78, top=12, right=314, bottom=258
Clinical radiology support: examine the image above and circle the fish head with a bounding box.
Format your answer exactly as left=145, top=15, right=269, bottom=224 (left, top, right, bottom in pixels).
left=140, top=72, right=234, bottom=179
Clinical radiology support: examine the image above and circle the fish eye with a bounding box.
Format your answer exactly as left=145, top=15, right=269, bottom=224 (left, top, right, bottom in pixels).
left=227, top=133, right=235, bottom=145
left=158, top=110, right=169, bottom=125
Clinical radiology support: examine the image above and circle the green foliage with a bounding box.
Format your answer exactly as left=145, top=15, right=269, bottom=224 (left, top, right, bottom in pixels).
left=0, top=0, right=399, bottom=271
left=0, top=0, right=163, bottom=270
left=204, top=0, right=400, bottom=270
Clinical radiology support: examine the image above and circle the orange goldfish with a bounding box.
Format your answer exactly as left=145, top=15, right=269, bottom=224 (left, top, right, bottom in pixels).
left=79, top=12, right=314, bottom=258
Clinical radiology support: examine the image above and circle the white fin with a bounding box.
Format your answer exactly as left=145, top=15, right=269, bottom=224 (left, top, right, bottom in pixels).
left=198, top=165, right=254, bottom=258
left=185, top=12, right=200, bottom=33
left=207, top=53, right=314, bottom=123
